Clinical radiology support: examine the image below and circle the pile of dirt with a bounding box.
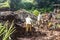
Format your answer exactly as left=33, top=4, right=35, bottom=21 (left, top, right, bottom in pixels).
left=0, top=10, right=37, bottom=40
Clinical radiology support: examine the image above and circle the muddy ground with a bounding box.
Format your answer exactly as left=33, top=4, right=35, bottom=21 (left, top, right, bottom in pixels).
left=0, top=10, right=60, bottom=40
left=15, top=28, right=60, bottom=40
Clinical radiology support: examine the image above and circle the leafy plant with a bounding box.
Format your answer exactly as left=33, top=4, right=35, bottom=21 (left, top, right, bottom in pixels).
left=0, top=23, right=5, bottom=36
left=33, top=10, right=39, bottom=16
left=0, top=0, right=10, bottom=8
left=0, top=21, right=15, bottom=40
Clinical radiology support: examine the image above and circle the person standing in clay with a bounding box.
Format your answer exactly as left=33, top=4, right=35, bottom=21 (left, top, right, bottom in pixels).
left=25, top=15, right=32, bottom=32
left=37, top=12, right=42, bottom=26
left=36, top=12, right=43, bottom=31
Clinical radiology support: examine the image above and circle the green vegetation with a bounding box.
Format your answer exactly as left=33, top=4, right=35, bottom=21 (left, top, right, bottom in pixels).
left=0, top=21, right=15, bottom=40
left=33, top=10, right=39, bottom=16
left=0, top=0, right=10, bottom=8
left=0, top=0, right=60, bottom=11
left=21, top=0, right=34, bottom=3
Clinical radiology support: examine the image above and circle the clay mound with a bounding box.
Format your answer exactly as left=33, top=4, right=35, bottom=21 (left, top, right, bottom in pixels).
left=0, top=9, right=37, bottom=22
left=14, top=9, right=37, bottom=22
left=0, top=10, right=37, bottom=40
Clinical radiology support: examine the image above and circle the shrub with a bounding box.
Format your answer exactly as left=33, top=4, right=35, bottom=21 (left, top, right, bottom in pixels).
left=0, top=0, right=10, bottom=8
left=33, top=10, right=39, bottom=16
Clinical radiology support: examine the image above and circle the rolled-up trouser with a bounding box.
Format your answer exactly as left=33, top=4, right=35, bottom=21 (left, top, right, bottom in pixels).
left=37, top=20, right=42, bottom=30
left=26, top=24, right=32, bottom=32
